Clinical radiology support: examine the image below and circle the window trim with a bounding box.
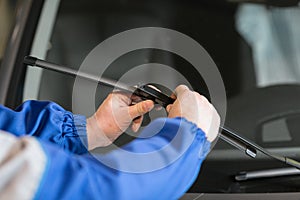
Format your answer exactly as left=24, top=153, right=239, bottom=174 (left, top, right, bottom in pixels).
left=0, top=0, right=45, bottom=108
left=23, top=0, right=61, bottom=101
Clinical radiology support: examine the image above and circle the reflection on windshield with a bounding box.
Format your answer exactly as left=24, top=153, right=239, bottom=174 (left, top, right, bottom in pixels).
left=236, top=4, right=300, bottom=87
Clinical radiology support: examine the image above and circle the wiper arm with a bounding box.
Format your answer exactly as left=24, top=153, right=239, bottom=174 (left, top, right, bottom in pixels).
left=220, top=126, right=257, bottom=158
left=235, top=167, right=300, bottom=181
left=220, top=126, right=300, bottom=169
left=24, top=56, right=300, bottom=170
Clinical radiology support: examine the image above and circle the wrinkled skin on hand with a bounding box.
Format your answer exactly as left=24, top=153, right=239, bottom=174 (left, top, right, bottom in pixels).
left=87, top=92, right=154, bottom=150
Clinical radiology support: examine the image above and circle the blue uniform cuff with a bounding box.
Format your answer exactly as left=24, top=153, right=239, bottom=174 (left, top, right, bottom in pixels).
left=73, top=114, right=89, bottom=154
left=175, top=117, right=211, bottom=159
left=60, top=112, right=88, bottom=154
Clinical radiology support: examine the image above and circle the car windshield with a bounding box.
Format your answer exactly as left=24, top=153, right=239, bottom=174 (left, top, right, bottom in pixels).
left=23, top=0, right=300, bottom=193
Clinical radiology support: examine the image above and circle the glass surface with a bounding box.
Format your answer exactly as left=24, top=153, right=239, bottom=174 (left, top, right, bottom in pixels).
left=25, top=0, right=300, bottom=193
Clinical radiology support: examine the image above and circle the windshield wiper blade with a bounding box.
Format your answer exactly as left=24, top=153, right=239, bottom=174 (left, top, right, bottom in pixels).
left=23, top=56, right=174, bottom=108
left=24, top=56, right=300, bottom=170
left=221, top=126, right=300, bottom=169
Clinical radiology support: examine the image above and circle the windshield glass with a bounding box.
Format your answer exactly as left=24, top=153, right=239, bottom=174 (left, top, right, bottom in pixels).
left=24, top=0, right=300, bottom=193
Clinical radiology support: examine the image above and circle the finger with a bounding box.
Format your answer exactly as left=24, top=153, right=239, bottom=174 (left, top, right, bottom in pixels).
left=133, top=115, right=143, bottom=124
left=128, top=100, right=154, bottom=119
left=166, top=104, right=172, bottom=113
left=194, top=92, right=210, bottom=106
left=170, top=93, right=177, bottom=99
left=174, top=85, right=189, bottom=97
left=132, top=115, right=143, bottom=132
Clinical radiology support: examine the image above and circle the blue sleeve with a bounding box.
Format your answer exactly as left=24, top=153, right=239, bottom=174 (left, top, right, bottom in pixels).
left=0, top=100, right=88, bottom=154
left=35, top=117, right=211, bottom=200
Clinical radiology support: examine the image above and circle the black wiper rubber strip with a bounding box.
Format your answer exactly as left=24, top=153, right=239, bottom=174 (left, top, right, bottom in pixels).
left=24, top=56, right=300, bottom=169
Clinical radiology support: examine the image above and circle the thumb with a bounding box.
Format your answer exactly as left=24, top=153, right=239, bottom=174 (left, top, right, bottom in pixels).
left=128, top=100, right=154, bottom=119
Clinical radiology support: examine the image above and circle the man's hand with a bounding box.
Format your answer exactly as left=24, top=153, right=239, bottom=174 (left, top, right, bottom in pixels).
left=166, top=85, right=220, bottom=142
left=86, top=92, right=154, bottom=150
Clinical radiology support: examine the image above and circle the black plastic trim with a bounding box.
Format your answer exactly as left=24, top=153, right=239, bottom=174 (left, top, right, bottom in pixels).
left=0, top=0, right=45, bottom=108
